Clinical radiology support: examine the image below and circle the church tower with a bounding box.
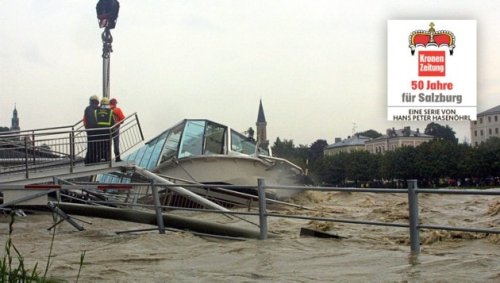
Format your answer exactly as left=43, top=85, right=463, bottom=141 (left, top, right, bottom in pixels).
left=10, top=105, right=20, bottom=133
left=256, top=99, right=269, bottom=150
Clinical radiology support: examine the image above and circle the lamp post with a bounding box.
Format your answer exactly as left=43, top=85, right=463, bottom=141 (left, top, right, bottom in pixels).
left=96, top=0, right=120, bottom=99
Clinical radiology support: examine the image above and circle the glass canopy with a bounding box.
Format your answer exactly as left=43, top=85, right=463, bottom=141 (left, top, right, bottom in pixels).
left=124, top=119, right=269, bottom=171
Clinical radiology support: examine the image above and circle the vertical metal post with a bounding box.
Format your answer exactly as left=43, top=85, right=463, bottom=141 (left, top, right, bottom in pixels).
left=257, top=178, right=268, bottom=240
left=108, top=131, right=113, bottom=167
left=101, top=28, right=112, bottom=99
left=24, top=137, right=29, bottom=179
left=151, top=181, right=166, bottom=234
left=69, top=131, right=75, bottom=173
left=407, top=179, right=420, bottom=254
left=103, top=57, right=110, bottom=98
left=31, top=131, right=36, bottom=165
left=52, top=177, right=62, bottom=203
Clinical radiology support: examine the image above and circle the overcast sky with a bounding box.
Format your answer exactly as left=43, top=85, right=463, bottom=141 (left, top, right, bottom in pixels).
left=1, top=1, right=498, bottom=145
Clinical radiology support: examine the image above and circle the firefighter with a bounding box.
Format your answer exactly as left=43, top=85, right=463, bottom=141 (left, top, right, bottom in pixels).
left=83, top=95, right=100, bottom=164
left=109, top=98, right=125, bottom=162
left=94, top=97, right=115, bottom=162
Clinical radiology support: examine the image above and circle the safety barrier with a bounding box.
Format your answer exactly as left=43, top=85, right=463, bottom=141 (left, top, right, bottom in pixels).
left=1, top=178, right=498, bottom=253
left=255, top=180, right=500, bottom=253
left=0, top=113, right=144, bottom=178
left=109, top=179, right=500, bottom=253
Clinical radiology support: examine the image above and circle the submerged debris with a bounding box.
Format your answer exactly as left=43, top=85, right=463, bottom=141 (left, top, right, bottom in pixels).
left=299, top=227, right=345, bottom=239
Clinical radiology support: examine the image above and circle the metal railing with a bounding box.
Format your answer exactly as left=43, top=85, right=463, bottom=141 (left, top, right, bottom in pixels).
left=99, top=179, right=499, bottom=253
left=0, top=113, right=144, bottom=177
left=1, top=177, right=498, bottom=254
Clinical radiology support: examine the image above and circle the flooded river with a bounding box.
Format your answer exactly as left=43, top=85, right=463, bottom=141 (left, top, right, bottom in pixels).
left=1, top=190, right=499, bottom=282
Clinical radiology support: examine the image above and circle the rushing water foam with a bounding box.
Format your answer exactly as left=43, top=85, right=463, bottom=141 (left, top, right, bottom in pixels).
left=1, top=191, right=499, bottom=282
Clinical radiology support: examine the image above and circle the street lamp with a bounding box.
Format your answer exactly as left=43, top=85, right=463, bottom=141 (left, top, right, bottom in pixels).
left=96, top=0, right=120, bottom=29
left=96, top=0, right=120, bottom=99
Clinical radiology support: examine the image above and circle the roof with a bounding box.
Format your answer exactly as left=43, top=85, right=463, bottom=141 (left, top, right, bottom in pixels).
left=369, top=127, right=431, bottom=142
left=326, top=135, right=371, bottom=149
left=478, top=105, right=500, bottom=116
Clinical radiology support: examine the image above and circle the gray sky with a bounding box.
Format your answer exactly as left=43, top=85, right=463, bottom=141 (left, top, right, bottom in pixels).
left=1, top=1, right=498, bottom=145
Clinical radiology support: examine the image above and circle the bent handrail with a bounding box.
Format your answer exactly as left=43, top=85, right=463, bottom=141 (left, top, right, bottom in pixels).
left=0, top=113, right=144, bottom=179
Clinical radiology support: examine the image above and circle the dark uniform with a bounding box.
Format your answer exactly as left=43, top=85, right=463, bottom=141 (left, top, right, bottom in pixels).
left=94, top=107, right=115, bottom=162
left=84, top=96, right=100, bottom=164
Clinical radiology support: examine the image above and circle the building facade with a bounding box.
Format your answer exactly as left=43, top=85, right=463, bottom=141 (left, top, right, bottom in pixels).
left=364, top=126, right=432, bottom=154
left=324, top=134, right=371, bottom=156
left=470, top=105, right=500, bottom=147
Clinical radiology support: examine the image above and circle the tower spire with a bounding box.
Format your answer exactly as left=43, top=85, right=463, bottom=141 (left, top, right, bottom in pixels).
left=257, top=99, right=266, bottom=123
left=256, top=99, right=268, bottom=150
left=10, top=104, right=20, bottom=132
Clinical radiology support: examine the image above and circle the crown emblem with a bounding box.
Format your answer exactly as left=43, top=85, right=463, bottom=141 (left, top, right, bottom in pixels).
left=409, top=22, right=455, bottom=55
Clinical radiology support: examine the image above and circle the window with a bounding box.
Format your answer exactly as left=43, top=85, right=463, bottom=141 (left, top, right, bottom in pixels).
left=489, top=128, right=492, bottom=135
left=179, top=121, right=205, bottom=158
left=474, top=130, right=477, bottom=137
left=488, top=116, right=492, bottom=122
left=175, top=120, right=230, bottom=158
left=480, top=117, right=483, bottom=123
left=480, top=130, right=484, bottom=136
left=159, top=124, right=183, bottom=163
left=231, top=129, right=268, bottom=155
left=496, top=128, right=499, bottom=134
left=495, top=115, right=498, bottom=122
left=204, top=122, right=226, bottom=155
left=146, top=132, right=169, bottom=169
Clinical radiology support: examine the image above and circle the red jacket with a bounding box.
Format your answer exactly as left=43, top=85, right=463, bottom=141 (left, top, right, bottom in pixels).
left=110, top=105, right=125, bottom=123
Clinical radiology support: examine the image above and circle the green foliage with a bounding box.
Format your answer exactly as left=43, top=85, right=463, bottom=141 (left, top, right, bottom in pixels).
left=315, top=153, right=348, bottom=185
left=388, top=146, right=420, bottom=180
left=273, top=130, right=498, bottom=187
left=308, top=139, right=328, bottom=162
left=356, top=129, right=382, bottom=139
left=473, top=137, right=500, bottom=177
left=0, top=126, right=9, bottom=132
left=271, top=138, right=296, bottom=159
left=271, top=138, right=308, bottom=169
left=424, top=122, right=457, bottom=143
left=345, top=151, right=376, bottom=184
left=313, top=138, right=498, bottom=187
left=1, top=212, right=45, bottom=282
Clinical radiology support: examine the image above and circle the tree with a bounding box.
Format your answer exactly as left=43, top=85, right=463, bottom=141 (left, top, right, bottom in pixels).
left=0, top=126, right=9, bottom=132
left=294, top=144, right=309, bottom=169
left=315, top=153, right=349, bottom=185
left=424, top=122, right=457, bottom=143
left=474, top=137, right=500, bottom=178
left=271, top=137, right=306, bottom=168
left=271, top=137, right=296, bottom=159
left=345, top=150, right=377, bottom=186
left=356, top=129, right=382, bottom=139
left=308, top=139, right=328, bottom=162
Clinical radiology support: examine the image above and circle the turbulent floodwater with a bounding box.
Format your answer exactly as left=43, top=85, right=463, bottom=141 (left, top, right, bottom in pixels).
left=1, top=190, right=499, bottom=282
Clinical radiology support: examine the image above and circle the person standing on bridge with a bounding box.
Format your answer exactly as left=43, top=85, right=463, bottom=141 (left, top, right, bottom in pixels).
left=83, top=95, right=100, bottom=164
left=110, top=98, right=125, bottom=162
left=95, top=97, right=115, bottom=162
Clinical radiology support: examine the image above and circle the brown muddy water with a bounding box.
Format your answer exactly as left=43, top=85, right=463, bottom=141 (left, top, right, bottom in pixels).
left=1, top=190, right=499, bottom=282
